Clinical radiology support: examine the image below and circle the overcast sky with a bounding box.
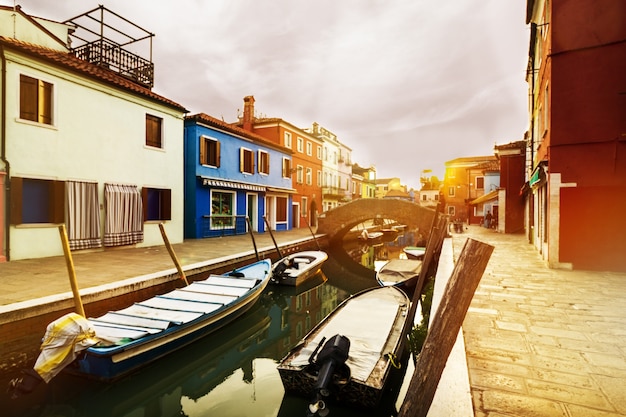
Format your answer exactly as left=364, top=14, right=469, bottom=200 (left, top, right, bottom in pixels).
left=10, top=0, right=530, bottom=188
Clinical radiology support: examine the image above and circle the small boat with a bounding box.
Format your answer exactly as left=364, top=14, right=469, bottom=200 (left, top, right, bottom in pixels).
left=10, top=258, right=272, bottom=390
left=358, top=229, right=383, bottom=241
left=376, top=258, right=422, bottom=288
left=271, top=250, right=328, bottom=286
left=403, top=246, right=426, bottom=260
left=277, top=286, right=410, bottom=414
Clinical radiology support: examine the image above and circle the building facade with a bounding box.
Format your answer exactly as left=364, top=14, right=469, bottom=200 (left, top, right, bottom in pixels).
left=525, top=0, right=626, bottom=271
left=184, top=113, right=294, bottom=238
left=0, top=6, right=187, bottom=261
left=236, top=96, right=323, bottom=228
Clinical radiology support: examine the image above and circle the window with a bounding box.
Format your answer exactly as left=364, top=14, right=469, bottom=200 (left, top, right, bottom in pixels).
left=200, top=136, right=220, bottom=167
left=106, top=184, right=144, bottom=246
left=448, top=206, right=456, bottom=216
left=142, top=187, right=171, bottom=221
left=211, top=191, right=235, bottom=228
left=284, top=132, right=292, bottom=148
left=448, top=186, right=455, bottom=197
left=422, top=194, right=427, bottom=201
left=10, top=177, right=64, bottom=224
left=282, top=158, right=292, bottom=178
left=296, top=165, right=304, bottom=184
left=317, top=170, right=322, bottom=186
left=240, top=148, right=254, bottom=174
left=301, top=197, right=308, bottom=216
left=276, top=197, right=288, bottom=223
left=258, top=150, right=270, bottom=175
left=317, top=146, right=322, bottom=160
left=146, top=114, right=163, bottom=148
left=20, top=74, right=53, bottom=125
left=306, top=167, right=312, bottom=185
left=297, top=137, right=304, bottom=152
left=476, top=177, right=484, bottom=189
left=306, top=142, right=312, bottom=156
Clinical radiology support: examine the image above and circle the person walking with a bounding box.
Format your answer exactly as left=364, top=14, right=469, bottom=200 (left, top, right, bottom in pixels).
left=484, top=210, right=493, bottom=229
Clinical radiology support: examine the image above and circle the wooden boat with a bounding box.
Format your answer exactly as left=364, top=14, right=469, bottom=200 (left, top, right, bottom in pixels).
left=277, top=286, right=410, bottom=412
left=271, top=250, right=328, bottom=286
left=403, top=246, right=426, bottom=260
left=52, top=259, right=271, bottom=383
left=357, top=229, right=383, bottom=241
left=376, top=258, right=422, bottom=288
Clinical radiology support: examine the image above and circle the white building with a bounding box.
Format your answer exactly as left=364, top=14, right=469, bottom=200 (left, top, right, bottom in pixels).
left=0, top=6, right=187, bottom=261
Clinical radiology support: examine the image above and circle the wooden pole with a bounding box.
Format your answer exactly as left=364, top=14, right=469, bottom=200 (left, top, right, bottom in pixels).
left=303, top=216, right=322, bottom=250
left=58, top=224, right=86, bottom=317
left=263, top=216, right=283, bottom=258
left=246, top=217, right=260, bottom=261
left=398, top=238, right=494, bottom=417
left=158, top=223, right=189, bottom=286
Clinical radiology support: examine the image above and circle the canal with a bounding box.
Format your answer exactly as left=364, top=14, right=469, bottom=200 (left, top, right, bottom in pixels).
left=3, top=227, right=427, bottom=417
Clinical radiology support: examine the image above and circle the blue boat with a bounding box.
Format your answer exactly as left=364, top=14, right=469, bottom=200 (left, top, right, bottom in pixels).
left=43, top=258, right=272, bottom=382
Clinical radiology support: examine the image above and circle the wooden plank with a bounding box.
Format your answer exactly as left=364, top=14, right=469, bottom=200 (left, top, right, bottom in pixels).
left=90, top=312, right=170, bottom=330
left=117, top=304, right=202, bottom=325
left=398, top=238, right=494, bottom=417
left=138, top=297, right=222, bottom=314
left=203, top=275, right=257, bottom=289
left=190, top=283, right=249, bottom=297
left=162, top=289, right=235, bottom=305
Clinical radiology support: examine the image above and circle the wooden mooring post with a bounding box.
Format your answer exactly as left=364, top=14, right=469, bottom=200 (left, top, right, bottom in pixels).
left=398, top=237, right=494, bottom=417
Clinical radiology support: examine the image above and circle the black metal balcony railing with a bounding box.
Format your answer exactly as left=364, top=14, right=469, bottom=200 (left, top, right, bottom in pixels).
left=73, top=39, right=154, bottom=88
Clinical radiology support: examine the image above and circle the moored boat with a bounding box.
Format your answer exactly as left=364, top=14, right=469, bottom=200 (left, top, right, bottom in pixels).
left=277, top=286, right=410, bottom=413
left=271, top=250, right=328, bottom=286
left=376, top=258, right=422, bottom=288
left=10, top=258, right=272, bottom=392
left=403, top=246, right=426, bottom=260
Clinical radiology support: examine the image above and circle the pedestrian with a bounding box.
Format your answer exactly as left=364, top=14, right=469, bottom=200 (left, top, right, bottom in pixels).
left=484, top=210, right=493, bottom=228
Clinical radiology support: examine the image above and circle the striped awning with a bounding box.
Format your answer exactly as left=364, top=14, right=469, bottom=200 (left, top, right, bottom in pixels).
left=200, top=177, right=266, bottom=192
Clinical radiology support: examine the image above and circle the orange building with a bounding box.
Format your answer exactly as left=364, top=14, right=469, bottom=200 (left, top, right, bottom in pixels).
left=236, top=96, right=323, bottom=228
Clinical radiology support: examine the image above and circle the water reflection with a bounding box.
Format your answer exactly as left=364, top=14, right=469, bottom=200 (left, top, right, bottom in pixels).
left=3, top=228, right=424, bottom=417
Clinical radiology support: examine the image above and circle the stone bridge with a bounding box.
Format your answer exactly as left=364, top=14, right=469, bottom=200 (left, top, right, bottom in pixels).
left=317, top=198, right=437, bottom=244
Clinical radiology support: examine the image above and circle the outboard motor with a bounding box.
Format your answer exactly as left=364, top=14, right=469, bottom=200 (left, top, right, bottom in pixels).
left=307, top=334, right=350, bottom=417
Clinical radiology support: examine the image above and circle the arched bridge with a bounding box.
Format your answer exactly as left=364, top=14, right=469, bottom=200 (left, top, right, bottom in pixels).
left=317, top=199, right=437, bottom=244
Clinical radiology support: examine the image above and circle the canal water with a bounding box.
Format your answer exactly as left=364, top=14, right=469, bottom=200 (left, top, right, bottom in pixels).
left=3, top=228, right=426, bottom=417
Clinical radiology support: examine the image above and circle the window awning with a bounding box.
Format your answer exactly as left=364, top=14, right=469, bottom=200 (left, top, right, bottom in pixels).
left=267, top=187, right=297, bottom=194
left=199, top=177, right=266, bottom=192
left=470, top=189, right=498, bottom=205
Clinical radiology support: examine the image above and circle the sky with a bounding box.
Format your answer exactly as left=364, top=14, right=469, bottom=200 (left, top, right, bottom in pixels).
left=8, top=0, right=530, bottom=189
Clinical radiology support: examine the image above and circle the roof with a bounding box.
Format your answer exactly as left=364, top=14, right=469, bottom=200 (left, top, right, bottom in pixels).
left=0, top=35, right=187, bottom=112
left=384, top=189, right=410, bottom=198
left=445, top=155, right=497, bottom=167
left=186, top=113, right=293, bottom=154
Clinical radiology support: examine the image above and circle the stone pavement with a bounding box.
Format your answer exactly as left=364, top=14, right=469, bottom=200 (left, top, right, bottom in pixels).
left=0, top=228, right=316, bottom=306
left=453, top=226, right=626, bottom=417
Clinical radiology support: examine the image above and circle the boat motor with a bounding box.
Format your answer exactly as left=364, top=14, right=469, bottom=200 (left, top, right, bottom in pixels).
left=306, top=334, right=350, bottom=416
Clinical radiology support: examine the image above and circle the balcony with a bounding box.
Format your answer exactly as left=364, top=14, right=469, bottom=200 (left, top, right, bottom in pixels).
left=65, top=6, right=155, bottom=88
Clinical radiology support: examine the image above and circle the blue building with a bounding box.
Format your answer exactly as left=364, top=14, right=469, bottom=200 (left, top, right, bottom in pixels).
left=184, top=113, right=295, bottom=238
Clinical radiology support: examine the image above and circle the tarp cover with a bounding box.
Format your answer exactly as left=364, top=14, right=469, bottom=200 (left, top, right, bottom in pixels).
left=33, top=313, right=98, bottom=383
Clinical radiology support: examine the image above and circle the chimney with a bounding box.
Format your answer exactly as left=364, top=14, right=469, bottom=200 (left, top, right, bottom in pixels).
left=243, top=96, right=255, bottom=131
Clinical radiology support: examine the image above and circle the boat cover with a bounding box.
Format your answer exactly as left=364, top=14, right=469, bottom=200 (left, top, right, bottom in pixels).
left=33, top=313, right=98, bottom=382
left=287, top=288, right=402, bottom=382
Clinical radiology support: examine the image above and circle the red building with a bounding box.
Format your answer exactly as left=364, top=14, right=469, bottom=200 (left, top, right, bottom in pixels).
left=494, top=141, right=526, bottom=233
left=526, top=0, right=626, bottom=271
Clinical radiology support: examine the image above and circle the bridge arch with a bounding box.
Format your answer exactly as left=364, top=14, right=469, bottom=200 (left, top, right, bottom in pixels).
left=317, top=199, right=437, bottom=244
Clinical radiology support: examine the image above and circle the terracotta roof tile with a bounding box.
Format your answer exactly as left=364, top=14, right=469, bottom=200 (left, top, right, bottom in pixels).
left=0, top=35, right=187, bottom=112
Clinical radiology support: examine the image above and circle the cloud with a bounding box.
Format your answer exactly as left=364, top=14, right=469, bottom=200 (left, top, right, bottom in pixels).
left=13, top=0, right=530, bottom=186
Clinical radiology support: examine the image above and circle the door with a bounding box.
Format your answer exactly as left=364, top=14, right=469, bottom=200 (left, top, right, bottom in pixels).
left=247, top=193, right=257, bottom=232
left=292, top=203, right=300, bottom=229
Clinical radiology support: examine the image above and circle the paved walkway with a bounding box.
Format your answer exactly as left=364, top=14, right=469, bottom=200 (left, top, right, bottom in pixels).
left=0, top=228, right=316, bottom=306
left=453, top=226, right=626, bottom=417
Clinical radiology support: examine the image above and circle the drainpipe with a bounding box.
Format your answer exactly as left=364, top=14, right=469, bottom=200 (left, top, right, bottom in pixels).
left=1, top=44, right=11, bottom=261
